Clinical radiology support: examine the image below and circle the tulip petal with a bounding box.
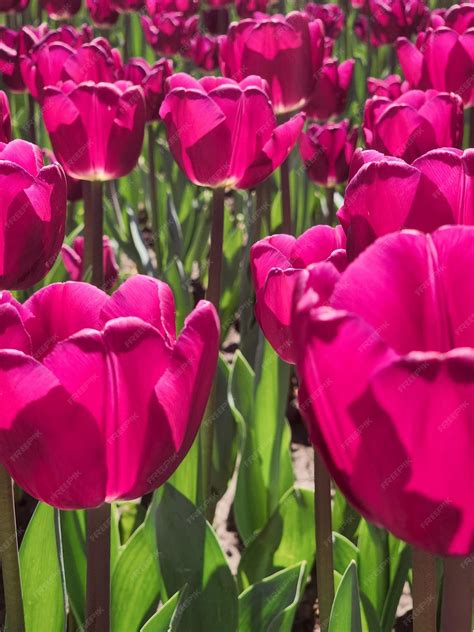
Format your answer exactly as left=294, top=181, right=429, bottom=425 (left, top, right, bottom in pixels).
left=250, top=233, right=295, bottom=292
left=0, top=302, right=31, bottom=353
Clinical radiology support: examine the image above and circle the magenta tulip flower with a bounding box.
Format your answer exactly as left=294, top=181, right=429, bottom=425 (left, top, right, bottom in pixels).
left=0, top=276, right=219, bottom=509
left=235, top=0, right=268, bottom=19
left=300, top=120, right=358, bottom=187
left=62, top=236, right=119, bottom=289
left=141, top=12, right=198, bottom=56
left=124, top=57, right=173, bottom=122
left=339, top=148, right=474, bottom=259
left=443, top=2, right=474, bottom=33
left=367, top=74, right=407, bottom=100
left=110, top=0, right=143, bottom=12
left=41, top=0, right=81, bottom=19
left=42, top=80, right=145, bottom=181
left=355, top=0, right=429, bottom=46
left=145, top=0, right=198, bottom=15
left=0, top=140, right=67, bottom=290
left=363, top=89, right=463, bottom=164
left=190, top=34, right=219, bottom=71
left=86, top=0, right=119, bottom=27
left=292, top=225, right=474, bottom=555
left=0, top=0, right=28, bottom=12
left=159, top=74, right=304, bottom=189
left=0, top=91, right=11, bottom=143
left=397, top=27, right=474, bottom=106
left=304, top=2, right=345, bottom=40
left=305, top=58, right=354, bottom=121
left=250, top=225, right=347, bottom=364
left=219, top=12, right=325, bottom=114
left=0, top=25, right=47, bottom=92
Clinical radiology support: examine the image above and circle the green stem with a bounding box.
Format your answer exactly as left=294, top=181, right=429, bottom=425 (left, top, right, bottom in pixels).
left=86, top=504, right=110, bottom=632
left=0, top=465, right=24, bottom=632
left=280, top=157, right=292, bottom=234
left=83, top=180, right=104, bottom=288
left=147, top=124, right=162, bottom=272
left=314, top=453, right=334, bottom=632
left=325, top=187, right=336, bottom=225
left=123, top=13, right=132, bottom=60
left=412, top=547, right=437, bottom=632
left=440, top=557, right=472, bottom=632
left=24, top=94, right=36, bottom=145
left=201, top=188, right=225, bottom=519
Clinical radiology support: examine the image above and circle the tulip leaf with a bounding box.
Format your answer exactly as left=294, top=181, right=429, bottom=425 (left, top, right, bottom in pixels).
left=238, top=563, right=306, bottom=632
left=147, top=484, right=238, bottom=632
left=357, top=521, right=389, bottom=622
left=333, top=532, right=359, bottom=576
left=20, top=503, right=67, bottom=632
left=238, top=487, right=315, bottom=591
left=140, top=591, right=180, bottom=632
left=329, top=561, right=363, bottom=632
left=332, top=488, right=361, bottom=542
left=111, top=522, right=161, bottom=632
left=380, top=542, right=411, bottom=632
left=163, top=257, right=192, bottom=333
left=230, top=337, right=293, bottom=543
left=60, top=509, right=86, bottom=627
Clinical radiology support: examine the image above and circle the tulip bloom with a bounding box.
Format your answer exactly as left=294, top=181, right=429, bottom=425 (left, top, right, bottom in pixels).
left=0, top=0, right=28, bottom=12
left=141, top=12, right=198, bottom=56
left=304, top=2, right=345, bottom=40
left=250, top=225, right=347, bottom=364
left=219, top=12, right=325, bottom=114
left=0, top=91, right=11, bottom=143
left=41, top=0, right=81, bottom=19
left=0, top=276, right=219, bottom=509
left=62, top=236, right=119, bottom=289
left=0, top=25, right=47, bottom=93
left=305, top=58, right=354, bottom=121
left=292, top=225, right=474, bottom=555
left=235, top=0, right=268, bottom=19
left=300, top=120, right=358, bottom=187
left=443, top=2, right=474, bottom=33
left=145, top=0, right=198, bottom=15
left=190, top=34, right=219, bottom=71
left=124, top=57, right=173, bottom=122
left=86, top=0, right=119, bottom=27
left=397, top=27, right=474, bottom=106
left=42, top=80, right=145, bottom=181
left=0, top=140, right=67, bottom=290
left=363, top=89, right=463, bottom=164
left=160, top=74, right=304, bottom=189
left=355, top=0, right=429, bottom=46
left=339, top=148, right=474, bottom=259
left=110, top=0, right=143, bottom=11
left=367, top=74, right=407, bottom=100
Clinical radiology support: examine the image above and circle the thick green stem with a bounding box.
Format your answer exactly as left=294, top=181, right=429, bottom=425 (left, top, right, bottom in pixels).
left=201, top=188, right=225, bottom=519
left=412, top=547, right=437, bottom=632
left=0, top=465, right=24, bottom=632
left=314, top=453, right=334, bottom=632
left=147, top=125, right=162, bottom=272
left=280, top=158, right=292, bottom=235
left=86, top=504, right=110, bottom=632
left=83, top=181, right=104, bottom=289
left=440, top=556, right=472, bottom=632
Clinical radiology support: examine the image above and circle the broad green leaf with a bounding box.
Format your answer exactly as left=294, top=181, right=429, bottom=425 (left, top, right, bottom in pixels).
left=111, top=523, right=161, bottom=632
left=357, top=521, right=389, bottom=621
left=140, top=592, right=180, bottom=632
left=163, top=258, right=192, bottom=333
left=238, top=563, right=306, bottom=632
left=238, top=487, right=314, bottom=590
left=231, top=336, right=293, bottom=542
left=329, top=561, right=363, bottom=632
left=20, top=503, right=66, bottom=632
left=60, top=510, right=86, bottom=626
left=333, top=533, right=359, bottom=576
left=147, top=484, right=238, bottom=632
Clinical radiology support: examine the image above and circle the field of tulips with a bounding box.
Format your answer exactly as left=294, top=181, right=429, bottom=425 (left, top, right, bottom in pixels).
left=0, top=0, right=473, bottom=630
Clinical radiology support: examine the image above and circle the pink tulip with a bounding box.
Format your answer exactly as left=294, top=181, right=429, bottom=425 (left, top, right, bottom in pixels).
left=110, top=0, right=143, bottom=12
left=305, top=58, right=354, bottom=121
left=43, top=148, right=82, bottom=201
left=0, top=25, right=47, bottom=93
left=124, top=57, right=173, bottom=122
left=250, top=225, right=347, bottom=364
left=235, top=0, right=268, bottom=19
left=355, top=0, right=429, bottom=46
left=62, top=236, right=119, bottom=289
left=292, top=225, right=474, bottom=555
left=0, top=0, right=28, bottom=12
left=339, top=148, right=474, bottom=259
left=190, top=34, right=219, bottom=71
left=159, top=74, right=304, bottom=189
left=443, top=2, right=474, bottom=33
left=367, top=74, right=407, bottom=100
left=86, top=0, right=119, bottom=26
left=0, top=140, right=67, bottom=290
left=41, top=0, right=81, bottom=19
left=145, top=0, right=198, bottom=15
left=42, top=80, right=146, bottom=181
left=304, top=2, right=345, bottom=40
left=141, top=12, right=198, bottom=56
left=363, top=89, right=463, bottom=164
left=0, top=91, right=11, bottom=143
left=219, top=12, right=325, bottom=114
left=0, top=276, right=219, bottom=509
left=397, top=27, right=474, bottom=106
left=300, top=120, right=358, bottom=187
